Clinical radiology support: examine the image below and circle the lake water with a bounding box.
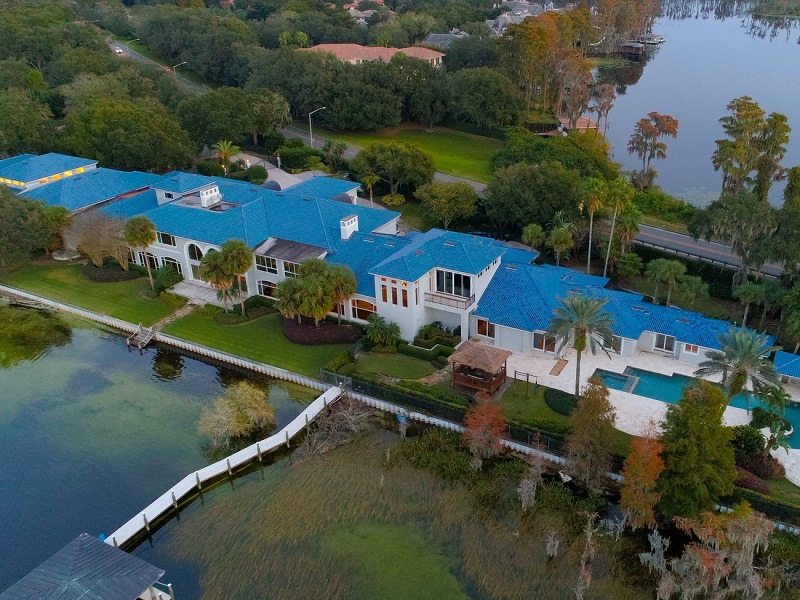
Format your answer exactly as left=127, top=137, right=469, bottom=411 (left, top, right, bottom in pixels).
left=0, top=309, right=316, bottom=593
left=602, top=7, right=800, bottom=206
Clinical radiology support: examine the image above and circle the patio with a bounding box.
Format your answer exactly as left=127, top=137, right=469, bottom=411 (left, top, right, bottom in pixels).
left=506, top=346, right=800, bottom=485
left=170, top=280, right=225, bottom=307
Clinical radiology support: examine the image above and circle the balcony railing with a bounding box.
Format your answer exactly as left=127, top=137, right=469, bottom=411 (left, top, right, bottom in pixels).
left=424, top=292, right=475, bottom=310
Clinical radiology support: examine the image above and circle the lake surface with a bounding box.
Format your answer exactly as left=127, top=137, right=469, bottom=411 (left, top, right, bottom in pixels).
left=602, top=7, right=800, bottom=206
left=0, top=309, right=316, bottom=592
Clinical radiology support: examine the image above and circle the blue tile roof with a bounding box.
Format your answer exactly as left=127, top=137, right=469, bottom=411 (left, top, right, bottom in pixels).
left=371, top=229, right=505, bottom=281
left=107, top=188, right=399, bottom=250
left=151, top=172, right=218, bottom=194
left=774, top=350, right=800, bottom=378
left=474, top=262, right=750, bottom=350
left=327, top=232, right=410, bottom=296
left=284, top=176, right=360, bottom=199
left=0, top=153, right=96, bottom=185
left=20, top=168, right=160, bottom=212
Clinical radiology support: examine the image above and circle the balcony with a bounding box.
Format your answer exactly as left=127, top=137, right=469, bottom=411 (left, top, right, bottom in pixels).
left=424, top=292, right=475, bottom=310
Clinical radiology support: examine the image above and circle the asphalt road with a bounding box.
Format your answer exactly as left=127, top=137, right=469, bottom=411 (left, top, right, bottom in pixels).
left=106, top=40, right=207, bottom=95
left=635, top=224, right=784, bottom=278
left=282, top=125, right=488, bottom=195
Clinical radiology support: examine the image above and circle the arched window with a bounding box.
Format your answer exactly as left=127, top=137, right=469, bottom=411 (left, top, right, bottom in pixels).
left=351, top=299, right=376, bottom=321
left=258, top=281, right=277, bottom=298
left=188, top=244, right=203, bottom=261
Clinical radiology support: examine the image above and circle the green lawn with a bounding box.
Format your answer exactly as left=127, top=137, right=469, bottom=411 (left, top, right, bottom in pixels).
left=161, top=311, right=348, bottom=377
left=768, top=478, right=800, bottom=507
left=0, top=262, right=176, bottom=326
left=356, top=352, right=435, bottom=379
left=317, top=123, right=503, bottom=183
left=498, top=380, right=632, bottom=456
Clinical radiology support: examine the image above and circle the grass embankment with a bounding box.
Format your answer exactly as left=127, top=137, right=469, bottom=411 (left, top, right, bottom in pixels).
left=317, top=123, right=503, bottom=183
left=0, top=262, right=175, bottom=326
left=355, top=352, right=435, bottom=379
left=162, top=311, right=349, bottom=378
left=392, top=201, right=440, bottom=232
left=498, top=379, right=633, bottom=456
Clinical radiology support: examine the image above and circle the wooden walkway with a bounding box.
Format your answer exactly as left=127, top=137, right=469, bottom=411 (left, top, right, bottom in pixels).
left=126, top=324, right=154, bottom=350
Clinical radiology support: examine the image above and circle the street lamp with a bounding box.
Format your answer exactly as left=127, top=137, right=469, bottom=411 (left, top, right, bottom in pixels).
left=125, top=38, right=139, bottom=51
left=308, top=106, right=326, bottom=149
left=171, top=61, right=187, bottom=74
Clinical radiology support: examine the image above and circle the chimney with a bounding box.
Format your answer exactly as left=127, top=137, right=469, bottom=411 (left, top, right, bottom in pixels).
left=200, top=185, right=221, bottom=207
left=340, top=214, right=358, bottom=240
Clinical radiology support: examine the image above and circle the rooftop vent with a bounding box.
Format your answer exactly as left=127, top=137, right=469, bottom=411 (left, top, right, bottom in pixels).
left=415, top=249, right=424, bottom=255
left=631, top=306, right=645, bottom=312
left=505, top=264, right=517, bottom=271
left=443, top=241, right=456, bottom=247
left=676, top=318, right=690, bottom=324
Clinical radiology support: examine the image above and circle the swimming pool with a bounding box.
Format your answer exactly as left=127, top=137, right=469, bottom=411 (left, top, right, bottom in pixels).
left=593, top=366, right=799, bottom=449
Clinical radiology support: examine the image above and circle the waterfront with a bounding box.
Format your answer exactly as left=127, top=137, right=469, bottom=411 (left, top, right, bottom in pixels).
left=0, top=308, right=316, bottom=591
left=602, top=9, right=800, bottom=206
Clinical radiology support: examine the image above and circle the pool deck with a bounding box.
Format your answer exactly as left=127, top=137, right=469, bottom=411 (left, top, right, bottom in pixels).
left=507, top=347, right=800, bottom=485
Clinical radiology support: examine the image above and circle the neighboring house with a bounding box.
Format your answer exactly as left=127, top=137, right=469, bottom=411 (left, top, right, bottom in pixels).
left=557, top=116, right=599, bottom=133
left=774, top=350, right=800, bottom=387
left=5, top=152, right=759, bottom=367
left=0, top=153, right=97, bottom=193
left=422, top=29, right=469, bottom=50
left=484, top=1, right=558, bottom=37
left=299, top=43, right=445, bottom=66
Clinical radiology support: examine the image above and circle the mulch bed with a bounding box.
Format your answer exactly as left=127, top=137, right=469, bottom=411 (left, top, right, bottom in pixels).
left=282, top=316, right=363, bottom=346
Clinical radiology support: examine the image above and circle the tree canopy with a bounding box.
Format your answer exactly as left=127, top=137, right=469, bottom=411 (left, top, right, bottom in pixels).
left=352, top=142, right=434, bottom=197
left=0, top=187, right=69, bottom=269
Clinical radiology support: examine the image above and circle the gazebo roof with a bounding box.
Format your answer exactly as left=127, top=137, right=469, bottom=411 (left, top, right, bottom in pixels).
left=447, top=341, right=513, bottom=373
left=0, top=534, right=164, bottom=600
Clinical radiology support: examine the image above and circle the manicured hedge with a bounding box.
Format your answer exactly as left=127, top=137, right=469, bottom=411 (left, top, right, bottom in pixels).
left=282, top=317, right=363, bottom=346
left=412, top=335, right=460, bottom=349
left=337, top=363, right=356, bottom=376
left=739, top=453, right=786, bottom=480
left=398, top=342, right=454, bottom=361
left=231, top=295, right=278, bottom=315
left=325, top=350, right=354, bottom=373
left=724, top=488, right=800, bottom=527
left=734, top=466, right=770, bottom=495
left=83, top=260, right=142, bottom=283
left=544, top=387, right=578, bottom=416
left=395, top=380, right=470, bottom=407
left=510, top=416, right=572, bottom=437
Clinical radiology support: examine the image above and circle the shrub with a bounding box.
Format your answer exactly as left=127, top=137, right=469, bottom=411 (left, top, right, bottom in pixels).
left=277, top=145, right=323, bottom=170
left=262, top=131, right=286, bottom=154
left=282, top=317, right=363, bottom=345
left=83, top=259, right=141, bottom=283
left=398, top=341, right=453, bottom=361
left=730, top=425, right=766, bottom=464
left=325, top=351, right=354, bottom=373
left=160, top=292, right=186, bottom=309
left=739, top=453, right=786, bottom=480
left=750, top=406, right=788, bottom=430
left=412, top=335, right=460, bottom=349
left=510, top=416, right=572, bottom=437
left=246, top=165, right=268, bottom=184
left=231, top=294, right=276, bottom=315
left=634, top=245, right=735, bottom=299
left=632, top=187, right=696, bottom=224
left=543, top=387, right=578, bottom=416
left=381, top=193, right=406, bottom=206
left=396, top=427, right=473, bottom=481
left=197, top=381, right=274, bottom=448
left=229, top=171, right=249, bottom=181
left=396, top=380, right=470, bottom=407
left=197, top=159, right=225, bottom=176
left=734, top=466, right=770, bottom=494
left=195, top=303, right=223, bottom=316
left=153, top=264, right=183, bottom=293
left=337, top=363, right=356, bottom=376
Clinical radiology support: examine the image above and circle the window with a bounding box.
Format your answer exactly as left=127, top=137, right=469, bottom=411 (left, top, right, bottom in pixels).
left=284, top=261, right=299, bottom=278
left=161, top=257, right=183, bottom=276
left=654, top=334, right=675, bottom=353
left=258, top=280, right=277, bottom=297
left=156, top=232, right=176, bottom=246
left=164, top=192, right=174, bottom=199
left=144, top=253, right=159, bottom=270
left=255, top=255, right=278, bottom=274
left=188, top=244, right=203, bottom=261
left=351, top=299, right=376, bottom=320
left=477, top=318, right=495, bottom=338
left=381, top=285, right=388, bottom=303
left=603, top=335, right=622, bottom=353
left=533, top=332, right=556, bottom=352
left=415, top=287, right=419, bottom=305
left=236, top=275, right=248, bottom=294
left=391, top=287, right=398, bottom=305
left=401, top=289, right=408, bottom=308
left=435, top=270, right=471, bottom=298
left=128, top=249, right=137, bottom=264
left=683, top=343, right=699, bottom=355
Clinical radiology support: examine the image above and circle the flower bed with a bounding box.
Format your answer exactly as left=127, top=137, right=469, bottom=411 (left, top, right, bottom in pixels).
left=282, top=317, right=363, bottom=346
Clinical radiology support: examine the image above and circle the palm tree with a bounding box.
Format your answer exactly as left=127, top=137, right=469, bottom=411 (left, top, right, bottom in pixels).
left=761, top=384, right=791, bottom=417
left=275, top=277, right=303, bottom=323
left=694, top=328, right=780, bottom=410
left=123, top=216, right=156, bottom=289
left=602, top=178, right=634, bottom=278
left=582, top=178, right=606, bottom=275
left=328, top=264, right=357, bottom=324
left=733, top=282, right=766, bottom=329
left=759, top=279, right=785, bottom=330
left=199, top=249, right=234, bottom=312
left=361, top=175, right=378, bottom=206
left=645, top=258, right=669, bottom=303
left=547, top=227, right=574, bottom=267
left=615, top=206, right=642, bottom=254
left=661, top=260, right=687, bottom=306
left=521, top=223, right=545, bottom=251
left=220, top=239, right=253, bottom=317
left=212, top=140, right=240, bottom=175
left=365, top=314, right=389, bottom=345
left=677, top=275, right=709, bottom=308
left=298, top=274, right=333, bottom=326
left=548, top=294, right=615, bottom=398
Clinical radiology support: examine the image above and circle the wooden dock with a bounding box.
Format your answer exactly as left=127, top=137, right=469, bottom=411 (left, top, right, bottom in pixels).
left=127, top=324, right=154, bottom=350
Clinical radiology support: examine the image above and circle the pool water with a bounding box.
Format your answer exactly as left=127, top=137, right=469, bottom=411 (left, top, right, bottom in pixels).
left=593, top=366, right=799, bottom=449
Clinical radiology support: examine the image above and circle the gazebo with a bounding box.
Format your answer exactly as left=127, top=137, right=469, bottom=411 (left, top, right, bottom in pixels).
left=447, top=341, right=513, bottom=395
